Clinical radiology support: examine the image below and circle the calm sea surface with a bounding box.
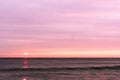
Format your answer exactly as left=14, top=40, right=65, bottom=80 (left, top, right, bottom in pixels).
left=0, top=58, right=120, bottom=80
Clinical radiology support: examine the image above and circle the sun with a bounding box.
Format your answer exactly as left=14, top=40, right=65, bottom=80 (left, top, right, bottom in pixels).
left=24, top=53, right=28, bottom=55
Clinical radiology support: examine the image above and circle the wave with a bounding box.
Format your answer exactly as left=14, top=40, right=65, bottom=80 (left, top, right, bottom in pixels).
left=1, top=66, right=120, bottom=71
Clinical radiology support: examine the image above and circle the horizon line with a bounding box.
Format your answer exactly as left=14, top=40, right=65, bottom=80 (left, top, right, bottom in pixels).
left=0, top=57, right=120, bottom=59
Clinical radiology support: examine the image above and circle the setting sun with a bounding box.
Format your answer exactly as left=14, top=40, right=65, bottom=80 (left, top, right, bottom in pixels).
left=24, top=53, right=28, bottom=55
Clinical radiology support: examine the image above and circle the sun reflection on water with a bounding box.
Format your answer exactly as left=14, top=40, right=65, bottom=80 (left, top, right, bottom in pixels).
left=22, top=53, right=29, bottom=80
left=22, top=76, right=27, bottom=80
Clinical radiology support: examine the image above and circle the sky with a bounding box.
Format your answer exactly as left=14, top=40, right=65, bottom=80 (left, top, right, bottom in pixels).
left=0, top=0, right=120, bottom=58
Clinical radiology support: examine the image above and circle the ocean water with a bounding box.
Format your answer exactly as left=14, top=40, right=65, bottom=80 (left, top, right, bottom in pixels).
left=0, top=58, right=120, bottom=80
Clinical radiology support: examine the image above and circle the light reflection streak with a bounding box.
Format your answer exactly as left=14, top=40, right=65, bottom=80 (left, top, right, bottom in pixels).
left=22, top=53, right=29, bottom=80
left=22, top=76, right=27, bottom=80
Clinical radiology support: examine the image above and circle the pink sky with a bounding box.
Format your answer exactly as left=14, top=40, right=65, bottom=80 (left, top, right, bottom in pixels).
left=0, top=0, right=120, bottom=57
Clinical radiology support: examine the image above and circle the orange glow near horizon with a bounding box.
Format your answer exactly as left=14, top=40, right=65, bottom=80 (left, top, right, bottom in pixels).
left=2, top=50, right=120, bottom=58
left=1, top=49, right=120, bottom=58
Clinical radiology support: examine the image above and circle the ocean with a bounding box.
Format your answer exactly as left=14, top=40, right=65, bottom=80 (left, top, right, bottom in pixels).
left=0, top=58, right=120, bottom=80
